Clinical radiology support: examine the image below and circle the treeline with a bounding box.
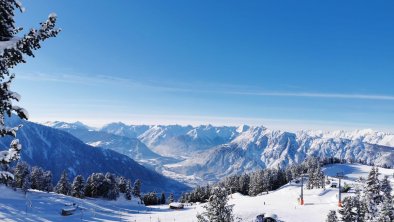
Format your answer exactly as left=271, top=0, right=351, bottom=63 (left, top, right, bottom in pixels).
left=321, top=156, right=393, bottom=169
left=6, top=161, right=142, bottom=201
left=180, top=157, right=325, bottom=203
left=142, top=192, right=175, bottom=206
left=326, top=167, right=394, bottom=222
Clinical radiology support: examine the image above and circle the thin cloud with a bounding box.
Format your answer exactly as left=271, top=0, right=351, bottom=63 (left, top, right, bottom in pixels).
left=229, top=91, right=394, bottom=101
left=19, top=72, right=394, bottom=101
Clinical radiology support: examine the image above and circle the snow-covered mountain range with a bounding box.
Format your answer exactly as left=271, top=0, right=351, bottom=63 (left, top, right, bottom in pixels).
left=45, top=121, right=394, bottom=185
left=169, top=127, right=394, bottom=182
left=101, top=123, right=240, bottom=158
left=43, top=121, right=179, bottom=171
left=0, top=117, right=189, bottom=192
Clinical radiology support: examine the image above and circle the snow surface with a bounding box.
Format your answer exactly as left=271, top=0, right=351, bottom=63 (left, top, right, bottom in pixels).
left=0, top=163, right=392, bottom=222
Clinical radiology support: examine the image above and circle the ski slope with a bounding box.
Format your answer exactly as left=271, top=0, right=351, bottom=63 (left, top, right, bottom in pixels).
left=0, top=163, right=392, bottom=221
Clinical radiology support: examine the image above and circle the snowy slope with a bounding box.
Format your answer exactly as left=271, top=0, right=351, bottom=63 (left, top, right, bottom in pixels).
left=0, top=117, right=189, bottom=192
left=1, top=164, right=391, bottom=222
left=0, top=185, right=148, bottom=222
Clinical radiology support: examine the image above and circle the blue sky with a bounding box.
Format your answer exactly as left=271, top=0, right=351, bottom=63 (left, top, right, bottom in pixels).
left=11, top=0, right=394, bottom=132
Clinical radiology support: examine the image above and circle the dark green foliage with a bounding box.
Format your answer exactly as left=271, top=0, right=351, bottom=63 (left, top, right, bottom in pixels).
left=338, top=197, right=356, bottom=222
left=142, top=192, right=160, bottom=206
left=117, top=176, right=127, bottom=193
left=124, top=179, right=132, bottom=200
left=0, top=0, right=59, bottom=184
left=160, top=192, right=166, bottom=204
left=133, top=179, right=141, bottom=197
left=13, top=161, right=30, bottom=188
left=326, top=210, right=338, bottom=222
left=55, top=170, right=71, bottom=195
left=71, top=175, right=85, bottom=198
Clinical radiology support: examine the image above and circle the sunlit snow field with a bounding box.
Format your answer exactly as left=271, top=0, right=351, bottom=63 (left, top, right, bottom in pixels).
left=0, top=163, right=393, bottom=222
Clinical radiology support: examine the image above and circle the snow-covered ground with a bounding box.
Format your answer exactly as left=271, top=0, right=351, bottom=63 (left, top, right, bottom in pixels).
left=0, top=163, right=392, bottom=221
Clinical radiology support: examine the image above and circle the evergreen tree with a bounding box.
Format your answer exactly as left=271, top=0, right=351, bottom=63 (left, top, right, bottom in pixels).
left=30, top=166, right=44, bottom=190
left=104, top=172, right=119, bottom=200
left=142, top=192, right=160, bottom=206
left=84, top=173, right=105, bottom=198
left=196, top=187, right=235, bottom=222
left=71, top=175, right=85, bottom=198
left=13, top=161, right=30, bottom=188
left=169, top=193, right=174, bottom=203
left=117, top=176, right=127, bottom=193
left=21, top=174, right=31, bottom=194
left=378, top=196, right=394, bottom=222
left=249, top=171, right=264, bottom=196
left=380, top=176, right=392, bottom=201
left=354, top=188, right=366, bottom=222
left=160, top=192, right=166, bottom=204
left=0, top=0, right=59, bottom=183
left=326, top=210, right=338, bottom=222
left=378, top=176, right=394, bottom=222
left=238, top=174, right=250, bottom=195
left=42, top=171, right=53, bottom=192
left=0, top=0, right=23, bottom=41
left=133, top=179, right=141, bottom=197
left=55, top=170, right=71, bottom=195
left=364, top=167, right=381, bottom=221
left=338, top=197, right=356, bottom=222
left=124, top=179, right=132, bottom=200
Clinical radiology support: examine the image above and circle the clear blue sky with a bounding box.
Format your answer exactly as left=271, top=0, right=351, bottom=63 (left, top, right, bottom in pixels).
left=12, top=0, right=394, bottom=132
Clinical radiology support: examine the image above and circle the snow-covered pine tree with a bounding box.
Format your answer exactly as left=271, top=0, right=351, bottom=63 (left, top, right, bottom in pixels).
left=21, top=174, right=30, bottom=194
left=377, top=176, right=394, bottom=222
left=263, top=170, right=271, bottom=194
left=326, top=210, right=338, bottom=222
left=30, top=166, right=44, bottom=190
left=338, top=196, right=356, bottom=222
left=160, top=192, right=166, bottom=204
left=104, top=172, right=119, bottom=200
left=315, top=164, right=325, bottom=188
left=71, top=175, right=85, bottom=198
left=55, top=170, right=71, bottom=195
left=13, top=161, right=30, bottom=188
left=0, top=0, right=59, bottom=183
left=378, top=195, right=394, bottom=222
left=238, top=174, right=250, bottom=195
left=124, top=179, right=132, bottom=200
left=84, top=174, right=94, bottom=197
left=380, top=175, right=392, bottom=201
left=364, top=167, right=381, bottom=221
left=133, top=179, right=141, bottom=197
left=196, top=187, right=235, bottom=222
left=248, top=171, right=263, bottom=196
left=354, top=188, right=366, bottom=222
left=42, top=170, right=53, bottom=192
left=84, top=172, right=105, bottom=198
left=169, top=193, right=174, bottom=203
left=142, top=192, right=160, bottom=205
left=117, top=176, right=127, bottom=193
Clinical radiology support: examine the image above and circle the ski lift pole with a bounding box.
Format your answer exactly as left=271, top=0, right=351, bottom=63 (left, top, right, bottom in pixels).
left=300, top=175, right=304, bottom=205
left=336, top=172, right=344, bottom=207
